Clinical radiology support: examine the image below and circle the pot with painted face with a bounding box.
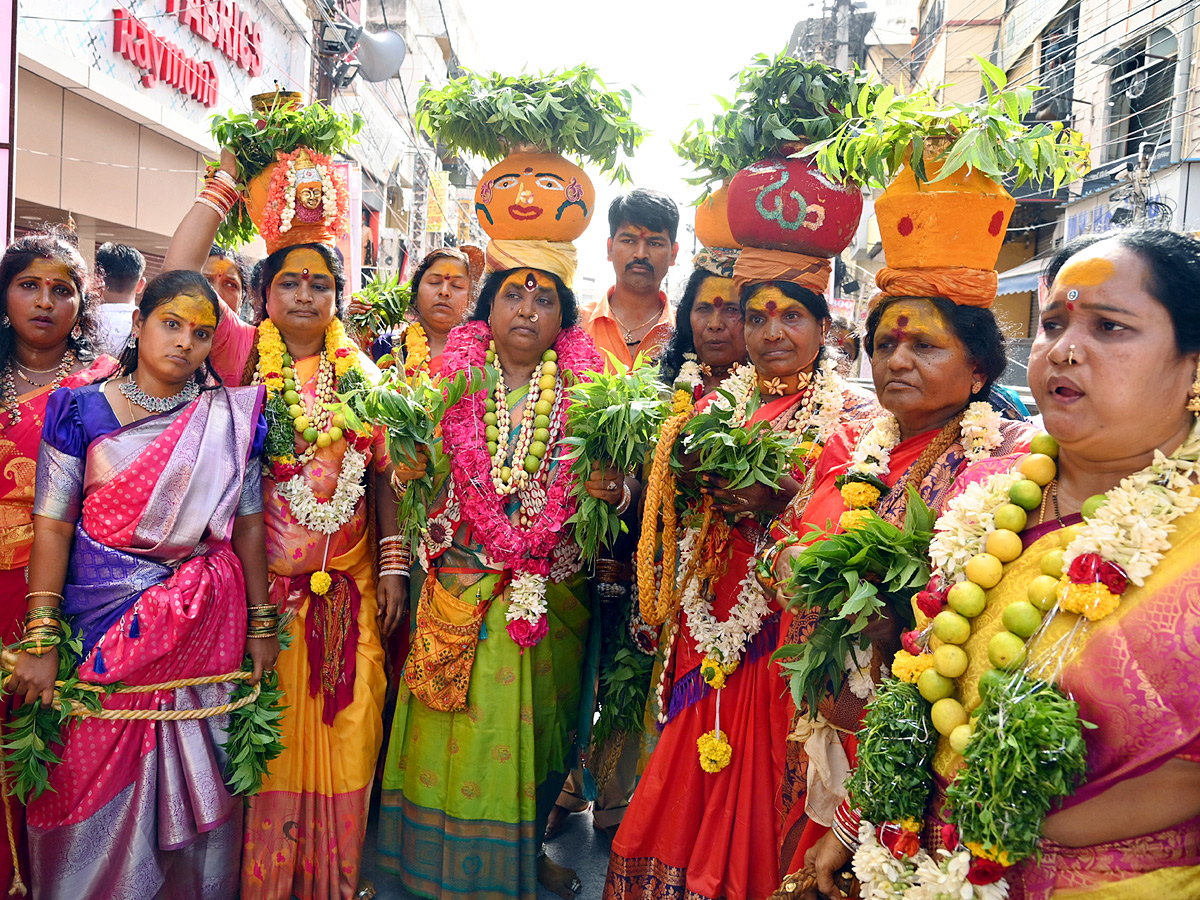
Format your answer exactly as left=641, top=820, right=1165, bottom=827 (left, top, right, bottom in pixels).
left=874, top=145, right=1016, bottom=271
left=474, top=151, right=595, bottom=242
left=726, top=154, right=863, bottom=258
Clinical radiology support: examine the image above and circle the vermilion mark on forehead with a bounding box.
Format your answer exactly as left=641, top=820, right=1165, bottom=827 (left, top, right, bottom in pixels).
left=890, top=314, right=909, bottom=341
left=712, top=296, right=725, bottom=309
left=765, top=299, right=778, bottom=316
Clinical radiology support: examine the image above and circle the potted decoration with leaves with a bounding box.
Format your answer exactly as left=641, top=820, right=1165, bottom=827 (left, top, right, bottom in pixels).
left=676, top=53, right=881, bottom=256
left=806, top=57, right=1091, bottom=299
left=209, top=89, right=363, bottom=251
left=417, top=66, right=645, bottom=254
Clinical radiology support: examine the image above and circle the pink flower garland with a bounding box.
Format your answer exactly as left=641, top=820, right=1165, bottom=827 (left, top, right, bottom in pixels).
left=439, top=320, right=602, bottom=577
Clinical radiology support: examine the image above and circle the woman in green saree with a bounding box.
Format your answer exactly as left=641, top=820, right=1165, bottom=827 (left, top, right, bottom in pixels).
left=377, top=263, right=614, bottom=900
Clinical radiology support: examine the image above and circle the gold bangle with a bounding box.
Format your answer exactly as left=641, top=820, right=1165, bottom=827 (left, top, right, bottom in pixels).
left=25, top=591, right=64, bottom=601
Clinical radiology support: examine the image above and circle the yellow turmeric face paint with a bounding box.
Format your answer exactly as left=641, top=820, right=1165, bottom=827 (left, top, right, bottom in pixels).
left=875, top=299, right=953, bottom=346
left=1057, top=256, right=1115, bottom=288
left=155, top=293, right=217, bottom=329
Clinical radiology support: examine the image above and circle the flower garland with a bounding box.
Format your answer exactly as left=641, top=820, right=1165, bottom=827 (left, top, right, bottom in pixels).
left=256, top=318, right=370, bottom=592
left=852, top=422, right=1200, bottom=898
left=839, top=402, right=1003, bottom=529
left=403, top=321, right=431, bottom=380
left=436, top=320, right=601, bottom=647
left=261, top=147, right=350, bottom=247
left=676, top=351, right=707, bottom=397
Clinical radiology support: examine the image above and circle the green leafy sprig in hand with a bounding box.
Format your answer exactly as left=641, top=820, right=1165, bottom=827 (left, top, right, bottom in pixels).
left=675, top=388, right=804, bottom=510
left=3, top=625, right=101, bottom=802
left=351, top=368, right=481, bottom=547
left=561, top=358, right=670, bottom=561
left=349, top=271, right=413, bottom=338
left=806, top=56, right=1091, bottom=192
left=415, top=66, right=646, bottom=183
left=948, top=673, right=1092, bottom=863
left=847, top=678, right=939, bottom=825
left=773, top=490, right=934, bottom=715
left=209, top=100, right=363, bottom=246
left=223, top=617, right=294, bottom=796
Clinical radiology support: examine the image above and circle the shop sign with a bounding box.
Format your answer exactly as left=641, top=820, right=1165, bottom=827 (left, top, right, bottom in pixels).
left=113, top=8, right=219, bottom=106
left=165, top=0, right=264, bottom=76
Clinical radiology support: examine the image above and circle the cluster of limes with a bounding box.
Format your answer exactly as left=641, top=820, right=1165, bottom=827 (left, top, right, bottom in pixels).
left=281, top=352, right=348, bottom=448
left=916, top=433, right=1107, bottom=753
left=484, top=344, right=559, bottom=489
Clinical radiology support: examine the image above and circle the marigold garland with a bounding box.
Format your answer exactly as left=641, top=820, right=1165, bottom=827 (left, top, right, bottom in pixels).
left=696, top=729, right=732, bottom=773
left=403, top=321, right=431, bottom=380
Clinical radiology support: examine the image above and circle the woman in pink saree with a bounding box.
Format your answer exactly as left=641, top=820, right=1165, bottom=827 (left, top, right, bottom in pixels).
left=10, top=270, right=277, bottom=899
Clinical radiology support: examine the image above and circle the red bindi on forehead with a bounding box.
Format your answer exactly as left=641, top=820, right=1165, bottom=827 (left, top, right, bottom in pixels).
left=711, top=296, right=725, bottom=308
left=765, top=299, right=778, bottom=316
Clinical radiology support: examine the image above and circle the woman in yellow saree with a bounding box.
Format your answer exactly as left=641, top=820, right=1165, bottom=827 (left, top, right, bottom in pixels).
left=806, top=228, right=1200, bottom=899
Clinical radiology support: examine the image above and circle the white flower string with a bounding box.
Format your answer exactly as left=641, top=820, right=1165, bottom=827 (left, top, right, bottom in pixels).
left=853, top=822, right=1010, bottom=900
left=277, top=443, right=368, bottom=534
left=959, top=402, right=1005, bottom=464
left=676, top=352, right=706, bottom=394
left=506, top=572, right=549, bottom=628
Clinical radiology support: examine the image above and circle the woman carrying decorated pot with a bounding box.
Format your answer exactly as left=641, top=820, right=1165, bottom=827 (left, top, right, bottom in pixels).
left=9, top=269, right=275, bottom=898
left=0, top=230, right=117, bottom=892
left=816, top=228, right=1200, bottom=900
left=763, top=104, right=1062, bottom=886
left=163, top=135, right=402, bottom=899
left=606, top=145, right=879, bottom=900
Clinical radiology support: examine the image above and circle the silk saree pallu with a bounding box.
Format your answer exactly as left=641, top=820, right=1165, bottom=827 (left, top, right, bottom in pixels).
left=26, top=386, right=263, bottom=900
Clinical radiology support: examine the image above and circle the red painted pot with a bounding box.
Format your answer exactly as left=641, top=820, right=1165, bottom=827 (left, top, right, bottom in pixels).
left=726, top=156, right=863, bottom=257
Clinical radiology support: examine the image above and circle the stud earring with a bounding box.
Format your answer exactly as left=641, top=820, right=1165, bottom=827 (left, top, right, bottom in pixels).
left=971, top=382, right=983, bottom=395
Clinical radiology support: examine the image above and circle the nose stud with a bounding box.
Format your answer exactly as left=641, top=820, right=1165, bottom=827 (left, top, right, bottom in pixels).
left=1067, top=344, right=1077, bottom=365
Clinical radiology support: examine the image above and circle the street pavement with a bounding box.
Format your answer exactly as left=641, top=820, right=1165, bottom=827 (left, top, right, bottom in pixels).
left=360, top=804, right=612, bottom=900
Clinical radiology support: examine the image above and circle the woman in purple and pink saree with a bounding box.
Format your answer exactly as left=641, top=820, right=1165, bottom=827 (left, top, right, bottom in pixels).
left=12, top=271, right=273, bottom=900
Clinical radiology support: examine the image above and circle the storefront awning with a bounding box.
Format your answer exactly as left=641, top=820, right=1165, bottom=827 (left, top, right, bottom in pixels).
left=995, top=257, right=1046, bottom=296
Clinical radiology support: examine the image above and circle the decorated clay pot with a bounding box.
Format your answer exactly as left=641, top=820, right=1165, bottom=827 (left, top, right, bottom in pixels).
left=693, top=183, right=743, bottom=249
left=251, top=90, right=304, bottom=115
left=245, top=146, right=347, bottom=254
left=474, top=151, right=594, bottom=242
left=874, top=151, right=1015, bottom=271
left=726, top=156, right=863, bottom=258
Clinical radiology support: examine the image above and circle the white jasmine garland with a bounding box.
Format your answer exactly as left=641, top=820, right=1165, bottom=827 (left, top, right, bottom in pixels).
left=960, top=402, right=1004, bottom=464
left=1061, top=420, right=1200, bottom=585
left=845, top=644, right=876, bottom=700
left=280, top=160, right=297, bottom=233
left=849, top=414, right=902, bottom=480
left=807, top=356, right=849, bottom=443
left=928, top=472, right=1023, bottom=584
left=853, top=821, right=1009, bottom=900
left=277, top=443, right=367, bottom=534
left=506, top=572, right=549, bottom=626
left=679, top=546, right=772, bottom=666
left=676, top=352, right=705, bottom=394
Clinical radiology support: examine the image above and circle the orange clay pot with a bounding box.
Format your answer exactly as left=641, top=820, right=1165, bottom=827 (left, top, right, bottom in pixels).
left=474, top=151, right=594, bottom=242
left=244, top=159, right=336, bottom=253
left=693, top=183, right=743, bottom=249
left=874, top=152, right=1016, bottom=271
left=726, top=155, right=863, bottom=258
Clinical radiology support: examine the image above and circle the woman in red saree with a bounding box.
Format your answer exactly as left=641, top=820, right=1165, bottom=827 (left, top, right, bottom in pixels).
left=0, top=232, right=117, bottom=893
left=770, top=294, right=1034, bottom=889
left=603, top=280, right=876, bottom=900
left=9, top=270, right=276, bottom=899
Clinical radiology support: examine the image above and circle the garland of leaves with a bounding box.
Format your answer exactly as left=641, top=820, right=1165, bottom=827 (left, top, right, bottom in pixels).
left=947, top=674, right=1091, bottom=863
left=773, top=491, right=933, bottom=715
left=415, top=66, right=646, bottom=182
left=3, top=621, right=291, bottom=801
left=561, top=358, right=671, bottom=561
left=209, top=100, right=363, bottom=246
left=846, top=678, right=939, bottom=826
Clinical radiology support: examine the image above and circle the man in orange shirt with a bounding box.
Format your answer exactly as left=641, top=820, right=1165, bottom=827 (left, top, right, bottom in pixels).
left=581, top=190, right=679, bottom=371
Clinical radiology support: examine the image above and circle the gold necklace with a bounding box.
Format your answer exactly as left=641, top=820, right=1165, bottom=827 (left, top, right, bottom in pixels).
left=611, top=303, right=663, bottom=344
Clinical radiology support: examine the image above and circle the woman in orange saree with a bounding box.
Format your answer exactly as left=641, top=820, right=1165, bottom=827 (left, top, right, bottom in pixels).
left=770, top=294, right=1034, bottom=885
left=603, top=280, right=876, bottom=900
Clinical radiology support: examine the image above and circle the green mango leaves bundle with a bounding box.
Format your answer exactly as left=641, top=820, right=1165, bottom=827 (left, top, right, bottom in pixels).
left=561, top=358, right=671, bottom=561
left=774, top=490, right=934, bottom=715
